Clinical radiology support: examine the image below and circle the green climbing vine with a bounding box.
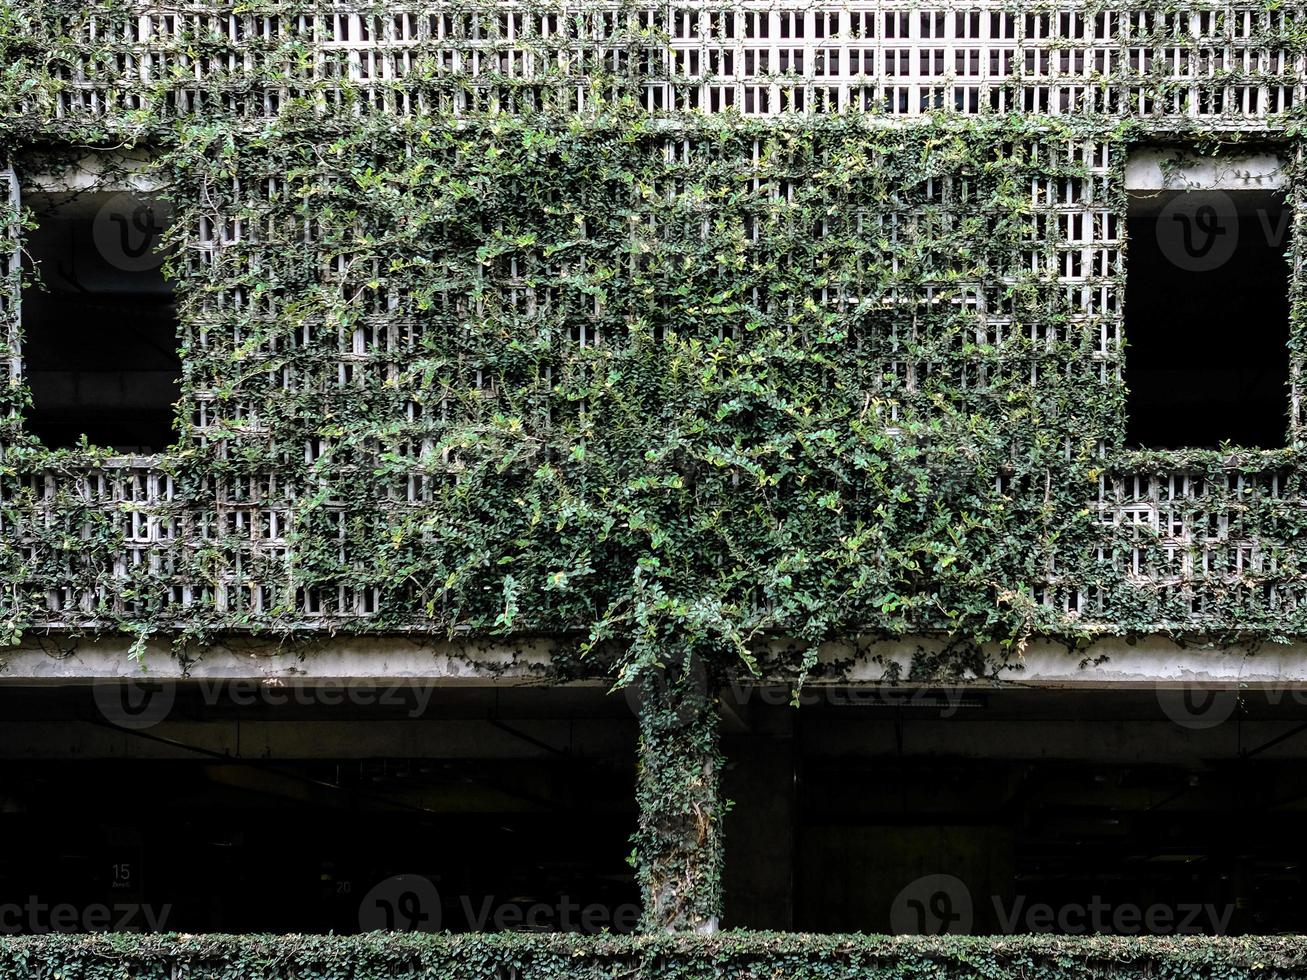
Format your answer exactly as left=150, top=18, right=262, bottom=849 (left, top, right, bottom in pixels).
left=0, top=6, right=1302, bottom=675
left=0, top=0, right=1303, bottom=936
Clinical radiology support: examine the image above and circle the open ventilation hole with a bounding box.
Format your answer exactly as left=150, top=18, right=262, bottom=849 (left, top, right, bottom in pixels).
left=22, top=190, right=180, bottom=453
left=1125, top=188, right=1291, bottom=449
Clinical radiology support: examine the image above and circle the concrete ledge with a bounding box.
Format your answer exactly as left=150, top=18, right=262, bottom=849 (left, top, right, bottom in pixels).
left=1124, top=148, right=1286, bottom=192
left=0, top=634, right=571, bottom=685
left=792, top=636, right=1307, bottom=690
left=2, top=633, right=1307, bottom=689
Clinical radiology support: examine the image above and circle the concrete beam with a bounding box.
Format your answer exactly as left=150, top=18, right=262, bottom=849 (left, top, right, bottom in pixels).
left=4, top=634, right=1307, bottom=690
left=21, top=150, right=164, bottom=194
left=1124, top=148, right=1287, bottom=192
left=0, top=634, right=570, bottom=684
left=762, top=636, right=1307, bottom=690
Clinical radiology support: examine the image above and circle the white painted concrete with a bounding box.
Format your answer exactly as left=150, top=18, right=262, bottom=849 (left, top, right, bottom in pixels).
left=0, top=634, right=566, bottom=684
left=1124, top=148, right=1286, bottom=192
left=2, top=634, right=1306, bottom=689
left=786, top=636, right=1307, bottom=689
left=22, top=150, right=163, bottom=194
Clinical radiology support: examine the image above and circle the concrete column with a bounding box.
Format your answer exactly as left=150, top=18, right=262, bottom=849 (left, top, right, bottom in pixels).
left=633, top=659, right=723, bottom=933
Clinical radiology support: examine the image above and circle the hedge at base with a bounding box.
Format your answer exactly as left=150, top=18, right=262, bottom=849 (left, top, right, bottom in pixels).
left=0, top=933, right=1303, bottom=980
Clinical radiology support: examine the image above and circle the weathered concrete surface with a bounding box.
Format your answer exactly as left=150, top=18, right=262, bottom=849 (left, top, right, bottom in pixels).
left=3, top=634, right=1307, bottom=688
left=772, top=635, right=1307, bottom=690
left=0, top=634, right=567, bottom=684
left=1124, top=148, right=1286, bottom=191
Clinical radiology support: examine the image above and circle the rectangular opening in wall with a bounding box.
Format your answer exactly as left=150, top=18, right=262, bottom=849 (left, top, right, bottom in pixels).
left=21, top=191, right=180, bottom=453
left=723, top=685, right=1307, bottom=935
left=0, top=685, right=638, bottom=934
left=1124, top=188, right=1291, bottom=449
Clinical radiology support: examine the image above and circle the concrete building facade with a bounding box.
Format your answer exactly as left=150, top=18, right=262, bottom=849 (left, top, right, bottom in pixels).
left=0, top=0, right=1305, bottom=942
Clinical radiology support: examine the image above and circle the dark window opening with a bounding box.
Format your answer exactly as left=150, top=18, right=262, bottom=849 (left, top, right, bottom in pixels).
left=1125, top=189, right=1291, bottom=449
left=723, top=687, right=1307, bottom=935
left=0, top=685, right=637, bottom=934
left=21, top=191, right=179, bottom=453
